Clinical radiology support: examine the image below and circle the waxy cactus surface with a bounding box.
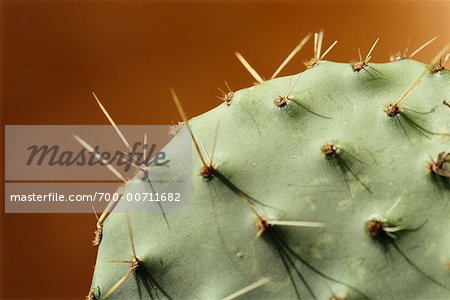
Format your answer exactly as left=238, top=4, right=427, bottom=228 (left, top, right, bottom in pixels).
left=88, top=38, right=450, bottom=300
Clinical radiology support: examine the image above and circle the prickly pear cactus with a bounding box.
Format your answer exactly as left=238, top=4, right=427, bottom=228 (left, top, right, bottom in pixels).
left=88, top=45, right=450, bottom=299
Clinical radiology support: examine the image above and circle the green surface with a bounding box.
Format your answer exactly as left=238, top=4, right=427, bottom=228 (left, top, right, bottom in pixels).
left=91, top=59, right=450, bottom=300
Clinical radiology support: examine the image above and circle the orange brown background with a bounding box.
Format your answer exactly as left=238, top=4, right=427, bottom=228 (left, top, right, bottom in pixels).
left=1, top=1, right=449, bottom=299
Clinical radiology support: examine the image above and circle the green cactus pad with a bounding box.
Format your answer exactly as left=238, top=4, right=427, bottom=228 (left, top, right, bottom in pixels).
left=90, top=59, right=450, bottom=300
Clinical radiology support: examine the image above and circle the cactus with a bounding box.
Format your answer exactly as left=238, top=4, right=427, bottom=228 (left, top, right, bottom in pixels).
left=86, top=34, right=450, bottom=299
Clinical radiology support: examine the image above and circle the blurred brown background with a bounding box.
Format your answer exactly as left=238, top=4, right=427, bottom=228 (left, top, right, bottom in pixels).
left=1, top=0, right=449, bottom=299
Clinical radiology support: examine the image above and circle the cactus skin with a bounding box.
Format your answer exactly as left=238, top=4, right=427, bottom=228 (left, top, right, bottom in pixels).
left=90, top=59, right=450, bottom=300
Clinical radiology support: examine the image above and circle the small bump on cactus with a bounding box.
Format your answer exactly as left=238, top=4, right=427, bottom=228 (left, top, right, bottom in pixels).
left=351, top=38, right=380, bottom=73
